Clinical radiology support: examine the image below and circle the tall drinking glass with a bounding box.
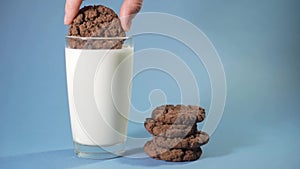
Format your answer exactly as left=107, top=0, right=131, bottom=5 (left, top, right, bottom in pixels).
left=65, top=36, right=133, bottom=159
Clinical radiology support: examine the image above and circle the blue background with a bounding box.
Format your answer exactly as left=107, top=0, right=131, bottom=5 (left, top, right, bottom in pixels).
left=0, top=0, right=299, bottom=168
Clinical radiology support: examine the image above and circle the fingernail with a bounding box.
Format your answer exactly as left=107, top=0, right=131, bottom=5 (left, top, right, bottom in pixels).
left=64, top=17, right=67, bottom=25
left=121, top=18, right=128, bottom=32
left=126, top=20, right=132, bottom=31
left=64, top=15, right=68, bottom=25
left=64, top=15, right=71, bottom=25
left=122, top=18, right=131, bottom=32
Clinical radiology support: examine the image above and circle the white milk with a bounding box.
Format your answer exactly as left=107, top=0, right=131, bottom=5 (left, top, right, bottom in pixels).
left=65, top=47, right=133, bottom=146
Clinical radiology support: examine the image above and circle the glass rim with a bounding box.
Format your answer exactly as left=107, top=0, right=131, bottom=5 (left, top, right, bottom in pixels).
left=65, top=36, right=132, bottom=40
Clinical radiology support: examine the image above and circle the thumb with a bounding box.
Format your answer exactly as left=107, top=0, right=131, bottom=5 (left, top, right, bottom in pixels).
left=64, top=0, right=82, bottom=25
left=120, top=0, right=143, bottom=32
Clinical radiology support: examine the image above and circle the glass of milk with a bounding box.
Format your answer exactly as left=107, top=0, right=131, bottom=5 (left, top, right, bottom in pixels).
left=65, top=36, right=133, bottom=159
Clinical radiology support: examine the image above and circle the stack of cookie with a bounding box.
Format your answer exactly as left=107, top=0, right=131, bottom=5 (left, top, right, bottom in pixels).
left=144, top=105, right=209, bottom=162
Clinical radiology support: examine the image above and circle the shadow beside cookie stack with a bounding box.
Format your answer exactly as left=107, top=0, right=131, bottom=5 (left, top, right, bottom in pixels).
left=144, top=105, right=209, bottom=162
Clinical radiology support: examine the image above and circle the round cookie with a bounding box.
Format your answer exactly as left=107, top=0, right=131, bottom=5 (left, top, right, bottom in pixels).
left=67, top=5, right=126, bottom=49
left=151, top=105, right=206, bottom=125
left=144, top=118, right=197, bottom=137
left=144, top=141, right=202, bottom=162
left=152, top=131, right=209, bottom=149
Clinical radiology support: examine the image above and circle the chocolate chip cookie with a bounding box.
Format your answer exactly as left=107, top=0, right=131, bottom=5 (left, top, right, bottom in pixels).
left=67, top=5, right=126, bottom=49
left=151, top=105, right=205, bottom=125
left=144, top=140, right=202, bottom=162
left=144, top=118, right=197, bottom=137
left=152, top=131, right=209, bottom=149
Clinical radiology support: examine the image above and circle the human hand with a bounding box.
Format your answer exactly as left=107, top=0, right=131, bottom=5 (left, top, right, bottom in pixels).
left=64, top=0, right=143, bottom=31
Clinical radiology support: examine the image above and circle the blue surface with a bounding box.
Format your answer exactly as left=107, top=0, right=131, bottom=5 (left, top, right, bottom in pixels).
left=0, top=0, right=300, bottom=168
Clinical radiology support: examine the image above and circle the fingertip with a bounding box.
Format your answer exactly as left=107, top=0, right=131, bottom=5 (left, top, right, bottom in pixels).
left=64, top=15, right=74, bottom=25
left=64, top=16, right=69, bottom=25
left=120, top=16, right=130, bottom=32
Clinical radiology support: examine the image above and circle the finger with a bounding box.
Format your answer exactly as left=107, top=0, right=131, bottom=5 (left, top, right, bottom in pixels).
left=64, top=0, right=83, bottom=25
left=120, top=0, right=143, bottom=31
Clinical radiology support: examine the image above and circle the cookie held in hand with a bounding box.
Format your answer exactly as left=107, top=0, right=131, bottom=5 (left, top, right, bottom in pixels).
left=67, top=5, right=126, bottom=49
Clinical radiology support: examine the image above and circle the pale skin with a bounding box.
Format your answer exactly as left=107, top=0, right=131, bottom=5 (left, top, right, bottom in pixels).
left=64, top=0, right=143, bottom=31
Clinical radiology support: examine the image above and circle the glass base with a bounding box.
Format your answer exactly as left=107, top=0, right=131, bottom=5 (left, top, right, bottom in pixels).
left=74, top=141, right=125, bottom=160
